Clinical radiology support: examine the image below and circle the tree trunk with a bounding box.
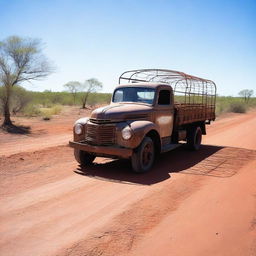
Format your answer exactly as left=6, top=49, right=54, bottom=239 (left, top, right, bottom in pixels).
left=82, top=93, right=89, bottom=109
left=73, top=93, right=76, bottom=105
left=3, top=102, right=12, bottom=126
left=2, top=84, right=13, bottom=126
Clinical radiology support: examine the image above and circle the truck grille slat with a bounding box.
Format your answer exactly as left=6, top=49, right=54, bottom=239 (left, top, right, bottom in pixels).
left=85, top=124, right=116, bottom=146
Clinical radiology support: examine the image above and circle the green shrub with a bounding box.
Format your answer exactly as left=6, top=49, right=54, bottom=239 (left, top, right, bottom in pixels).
left=0, top=85, right=32, bottom=115
left=25, top=90, right=111, bottom=107
left=51, top=105, right=62, bottom=115
left=23, top=104, right=41, bottom=117
left=11, top=86, right=32, bottom=114
left=228, top=102, right=247, bottom=113
left=22, top=104, right=62, bottom=119
left=40, top=105, right=62, bottom=120
left=215, top=96, right=256, bottom=115
left=40, top=105, right=62, bottom=115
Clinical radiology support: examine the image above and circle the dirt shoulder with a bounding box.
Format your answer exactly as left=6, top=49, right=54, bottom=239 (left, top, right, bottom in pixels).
left=203, top=109, right=256, bottom=150
left=0, top=106, right=91, bottom=156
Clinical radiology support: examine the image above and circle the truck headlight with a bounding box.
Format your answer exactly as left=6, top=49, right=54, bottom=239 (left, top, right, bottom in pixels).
left=122, top=126, right=132, bottom=140
left=74, top=124, right=83, bottom=135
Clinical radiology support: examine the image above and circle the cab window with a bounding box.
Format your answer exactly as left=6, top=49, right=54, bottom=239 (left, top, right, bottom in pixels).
left=113, top=87, right=155, bottom=104
left=158, top=90, right=170, bottom=105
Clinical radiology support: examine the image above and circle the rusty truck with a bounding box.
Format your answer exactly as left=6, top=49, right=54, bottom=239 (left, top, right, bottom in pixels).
left=69, top=69, right=216, bottom=172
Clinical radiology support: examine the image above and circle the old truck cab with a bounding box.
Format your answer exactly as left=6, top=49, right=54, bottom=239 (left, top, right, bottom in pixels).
left=69, top=69, right=216, bottom=172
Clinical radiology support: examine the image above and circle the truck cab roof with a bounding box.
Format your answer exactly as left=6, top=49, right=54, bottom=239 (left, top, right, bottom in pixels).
left=115, top=82, right=172, bottom=90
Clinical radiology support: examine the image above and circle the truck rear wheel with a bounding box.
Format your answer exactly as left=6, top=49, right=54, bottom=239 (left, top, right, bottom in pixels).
left=131, top=137, right=155, bottom=173
left=74, top=149, right=96, bottom=166
left=187, top=126, right=202, bottom=151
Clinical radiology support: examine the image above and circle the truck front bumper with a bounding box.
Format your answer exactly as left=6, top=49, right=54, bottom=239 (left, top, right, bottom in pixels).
left=69, top=141, right=133, bottom=159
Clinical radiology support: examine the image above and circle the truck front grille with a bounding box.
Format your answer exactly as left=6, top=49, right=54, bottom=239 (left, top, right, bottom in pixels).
left=85, top=124, right=116, bottom=146
left=89, top=118, right=112, bottom=124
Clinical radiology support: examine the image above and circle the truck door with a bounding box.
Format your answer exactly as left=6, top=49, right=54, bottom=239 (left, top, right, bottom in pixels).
left=155, top=89, right=174, bottom=143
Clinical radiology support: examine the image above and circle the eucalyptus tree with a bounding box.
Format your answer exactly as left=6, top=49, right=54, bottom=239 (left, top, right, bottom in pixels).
left=81, top=78, right=102, bottom=108
left=63, top=81, right=81, bottom=105
left=238, top=89, right=254, bottom=103
left=0, top=36, right=54, bottom=126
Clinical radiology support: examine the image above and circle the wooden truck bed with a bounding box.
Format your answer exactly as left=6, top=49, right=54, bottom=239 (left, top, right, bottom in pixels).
left=174, top=103, right=215, bottom=126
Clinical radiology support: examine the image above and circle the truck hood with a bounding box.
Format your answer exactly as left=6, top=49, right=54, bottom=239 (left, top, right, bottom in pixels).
left=90, top=103, right=153, bottom=121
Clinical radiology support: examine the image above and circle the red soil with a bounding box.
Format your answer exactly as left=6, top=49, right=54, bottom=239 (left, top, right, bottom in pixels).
left=0, top=109, right=255, bottom=256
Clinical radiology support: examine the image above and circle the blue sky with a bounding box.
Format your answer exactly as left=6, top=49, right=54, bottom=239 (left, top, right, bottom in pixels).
left=1, top=0, right=255, bottom=95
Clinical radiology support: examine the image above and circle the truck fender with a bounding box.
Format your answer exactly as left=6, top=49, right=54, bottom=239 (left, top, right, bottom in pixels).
left=128, top=120, right=161, bottom=149
left=73, top=117, right=90, bottom=142
left=75, top=117, right=89, bottom=125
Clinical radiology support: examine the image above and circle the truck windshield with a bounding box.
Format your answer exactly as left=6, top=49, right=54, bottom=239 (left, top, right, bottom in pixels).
left=113, top=87, right=155, bottom=104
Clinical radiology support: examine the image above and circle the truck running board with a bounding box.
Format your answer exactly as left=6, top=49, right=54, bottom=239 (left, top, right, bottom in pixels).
left=161, top=143, right=182, bottom=153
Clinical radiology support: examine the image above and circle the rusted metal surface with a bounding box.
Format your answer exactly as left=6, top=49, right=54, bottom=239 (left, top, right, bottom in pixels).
left=69, top=141, right=132, bottom=158
left=119, top=69, right=216, bottom=125
left=174, top=103, right=215, bottom=126
left=85, top=123, right=116, bottom=146
left=119, top=69, right=215, bottom=86
left=70, top=69, right=217, bottom=165
left=119, top=69, right=216, bottom=104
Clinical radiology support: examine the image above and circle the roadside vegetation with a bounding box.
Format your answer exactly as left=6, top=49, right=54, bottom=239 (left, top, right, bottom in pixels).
left=0, top=86, right=112, bottom=120
left=63, top=78, right=103, bottom=108
left=26, top=90, right=111, bottom=108
left=216, top=95, right=256, bottom=115
left=0, top=36, right=54, bottom=128
left=1, top=85, right=255, bottom=121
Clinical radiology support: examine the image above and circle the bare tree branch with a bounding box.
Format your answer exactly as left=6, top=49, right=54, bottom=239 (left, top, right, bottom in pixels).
left=63, top=81, right=82, bottom=104
left=0, top=35, right=55, bottom=126
left=238, top=89, right=254, bottom=103
left=81, top=78, right=102, bottom=108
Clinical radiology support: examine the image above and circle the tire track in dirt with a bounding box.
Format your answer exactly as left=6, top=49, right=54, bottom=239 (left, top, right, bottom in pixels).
left=128, top=159, right=256, bottom=256
left=0, top=178, right=150, bottom=256
left=57, top=147, right=256, bottom=256
left=0, top=146, right=255, bottom=256
left=0, top=146, right=74, bottom=197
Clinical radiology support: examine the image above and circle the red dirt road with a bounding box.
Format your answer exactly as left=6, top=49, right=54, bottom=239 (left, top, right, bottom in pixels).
left=0, top=111, right=256, bottom=256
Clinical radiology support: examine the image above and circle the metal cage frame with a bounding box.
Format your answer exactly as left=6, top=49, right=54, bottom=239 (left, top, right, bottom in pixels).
left=119, top=69, right=216, bottom=108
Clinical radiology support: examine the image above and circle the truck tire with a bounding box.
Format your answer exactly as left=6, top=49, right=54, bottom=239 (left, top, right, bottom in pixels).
left=187, top=126, right=202, bottom=151
left=74, top=149, right=96, bottom=166
left=131, top=137, right=155, bottom=173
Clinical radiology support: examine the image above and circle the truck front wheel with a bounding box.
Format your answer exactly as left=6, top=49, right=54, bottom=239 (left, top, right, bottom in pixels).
left=74, top=149, right=96, bottom=166
left=187, top=126, right=202, bottom=151
left=131, top=137, right=155, bottom=173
